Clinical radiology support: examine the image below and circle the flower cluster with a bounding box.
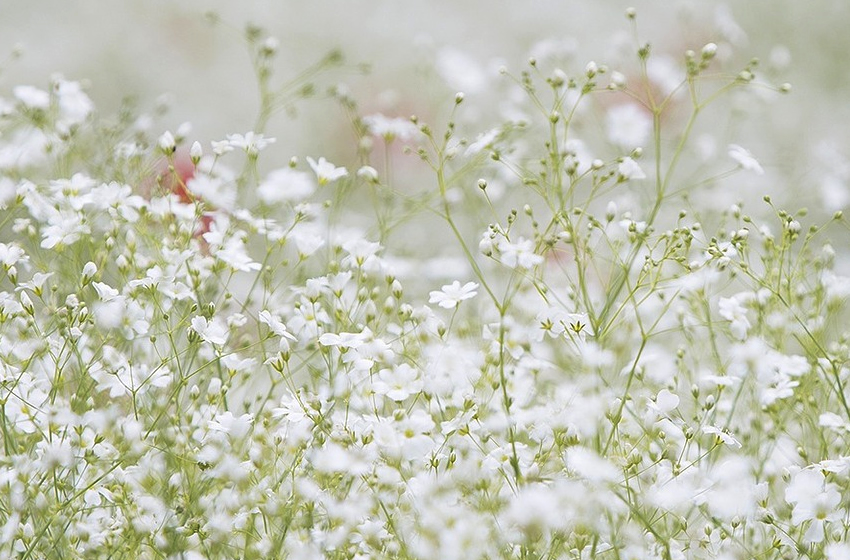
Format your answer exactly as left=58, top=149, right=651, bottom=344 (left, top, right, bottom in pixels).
left=0, top=10, right=848, bottom=560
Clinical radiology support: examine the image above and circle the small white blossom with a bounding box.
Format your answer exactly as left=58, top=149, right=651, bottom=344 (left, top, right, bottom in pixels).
left=606, top=103, right=652, bottom=149
left=357, top=165, right=379, bottom=182
left=497, top=237, right=543, bottom=269
left=191, top=316, right=229, bottom=346
left=307, top=156, right=348, bottom=185
left=13, top=85, right=50, bottom=110
left=785, top=469, right=842, bottom=543
left=718, top=296, right=750, bottom=340
left=428, top=281, right=479, bottom=309
left=703, top=425, right=742, bottom=448
left=618, top=157, right=646, bottom=180
left=257, top=168, right=315, bottom=203
left=158, top=131, right=176, bottom=154
left=728, top=144, right=764, bottom=175
left=362, top=114, right=420, bottom=141
left=226, top=131, right=276, bottom=156
left=82, top=261, right=97, bottom=279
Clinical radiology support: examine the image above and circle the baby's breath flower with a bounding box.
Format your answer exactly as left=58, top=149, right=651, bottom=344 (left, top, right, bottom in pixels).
left=307, top=156, right=348, bottom=185
left=703, top=425, right=742, bottom=448
left=226, top=131, right=276, bottom=156
left=157, top=130, right=176, bottom=154
left=13, top=84, right=50, bottom=109
left=428, top=281, right=479, bottom=309
left=190, top=315, right=229, bottom=346
left=618, top=156, right=646, bottom=180
left=728, top=144, right=764, bottom=175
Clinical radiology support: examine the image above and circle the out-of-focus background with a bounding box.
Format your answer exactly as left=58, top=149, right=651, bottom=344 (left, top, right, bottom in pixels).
left=2, top=0, right=849, bottom=212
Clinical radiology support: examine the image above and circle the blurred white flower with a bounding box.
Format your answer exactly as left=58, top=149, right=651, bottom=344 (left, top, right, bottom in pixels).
left=728, top=144, right=764, bottom=175
left=718, top=296, right=750, bottom=340
left=497, top=237, right=543, bottom=269
left=565, top=446, right=619, bottom=483
left=13, top=85, right=50, bottom=110
left=186, top=174, right=235, bottom=209
left=55, top=79, right=93, bottom=125
left=211, top=236, right=262, bottom=272
left=606, top=103, right=652, bottom=149
left=211, top=139, right=234, bottom=155
left=465, top=128, right=500, bottom=156
left=257, top=168, right=315, bottom=203
left=209, top=411, right=254, bottom=440
left=436, top=47, right=488, bottom=95
left=362, top=114, right=419, bottom=141
left=618, top=157, right=646, bottom=180
left=785, top=469, right=842, bottom=543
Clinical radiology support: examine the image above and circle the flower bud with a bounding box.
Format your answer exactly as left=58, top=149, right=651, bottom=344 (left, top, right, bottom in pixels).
left=158, top=131, right=176, bottom=154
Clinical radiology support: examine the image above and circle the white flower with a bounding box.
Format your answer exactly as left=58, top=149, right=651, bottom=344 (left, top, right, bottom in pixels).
left=190, top=141, right=203, bottom=162
left=826, top=543, right=850, bottom=560
left=226, top=132, right=276, bottom=156
left=258, top=310, right=297, bottom=354
left=158, top=131, right=176, bottom=154
left=212, top=237, right=262, bottom=272
left=55, top=79, right=93, bottom=124
left=292, top=228, right=325, bottom=257
left=653, top=389, right=680, bottom=413
left=362, top=114, right=420, bottom=141
left=465, top=128, right=500, bottom=156
left=307, top=156, right=348, bottom=185
left=211, top=140, right=234, bottom=156
left=13, top=85, right=50, bottom=110
left=728, top=144, right=764, bottom=175
left=82, top=261, right=97, bottom=279
left=92, top=281, right=119, bottom=301
left=564, top=446, right=619, bottom=483
left=785, top=469, right=842, bottom=543
left=341, top=238, right=383, bottom=270
left=618, top=157, right=646, bottom=180
left=428, top=281, right=479, bottom=309
left=606, top=103, right=652, bottom=149
left=436, top=47, right=488, bottom=95
left=718, top=296, right=750, bottom=340
left=357, top=165, right=379, bottom=182
left=497, top=237, right=543, bottom=269
left=703, top=425, right=742, bottom=448
left=0, top=243, right=27, bottom=268
left=186, top=174, right=235, bottom=209
left=257, top=168, right=315, bottom=203
left=372, top=364, right=423, bottom=401
left=209, top=411, right=254, bottom=440
left=191, top=316, right=229, bottom=346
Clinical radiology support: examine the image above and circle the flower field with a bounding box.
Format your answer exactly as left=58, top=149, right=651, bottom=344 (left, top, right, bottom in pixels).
left=1, top=2, right=850, bottom=559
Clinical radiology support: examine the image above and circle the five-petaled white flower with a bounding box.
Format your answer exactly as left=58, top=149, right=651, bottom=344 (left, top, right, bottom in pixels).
left=703, top=425, right=742, bottom=448
left=307, top=156, right=348, bottom=185
left=429, top=281, right=479, bottom=309
left=226, top=132, right=276, bottom=156
left=191, top=316, right=229, bottom=346
left=785, top=469, right=842, bottom=543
